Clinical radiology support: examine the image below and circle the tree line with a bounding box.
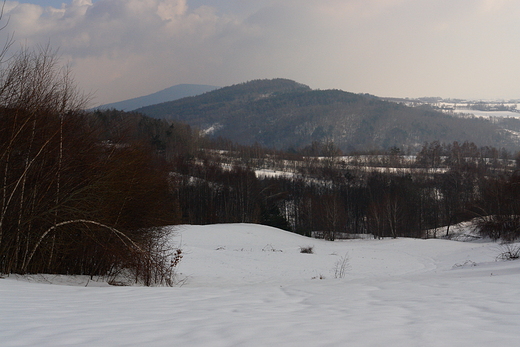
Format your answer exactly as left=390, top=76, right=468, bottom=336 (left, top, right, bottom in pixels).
left=164, top=134, right=520, bottom=241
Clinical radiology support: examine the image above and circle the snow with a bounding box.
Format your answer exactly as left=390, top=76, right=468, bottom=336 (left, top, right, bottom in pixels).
left=255, top=168, right=296, bottom=179
left=202, top=123, right=223, bottom=135
left=3, top=223, right=520, bottom=346
left=452, top=109, right=520, bottom=119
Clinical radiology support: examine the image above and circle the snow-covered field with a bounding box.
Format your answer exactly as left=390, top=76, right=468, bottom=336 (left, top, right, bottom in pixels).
left=2, top=223, right=520, bottom=346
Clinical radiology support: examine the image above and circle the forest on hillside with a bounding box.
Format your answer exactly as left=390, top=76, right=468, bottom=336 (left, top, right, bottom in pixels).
left=136, top=79, right=520, bottom=152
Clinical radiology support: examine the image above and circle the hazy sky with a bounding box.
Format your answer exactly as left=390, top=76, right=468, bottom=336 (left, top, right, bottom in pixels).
left=2, top=0, right=520, bottom=106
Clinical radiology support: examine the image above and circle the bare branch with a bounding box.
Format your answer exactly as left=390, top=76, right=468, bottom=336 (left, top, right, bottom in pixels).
left=23, top=219, right=144, bottom=272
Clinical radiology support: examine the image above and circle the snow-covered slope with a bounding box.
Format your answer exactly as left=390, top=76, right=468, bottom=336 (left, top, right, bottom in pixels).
left=2, top=223, right=520, bottom=346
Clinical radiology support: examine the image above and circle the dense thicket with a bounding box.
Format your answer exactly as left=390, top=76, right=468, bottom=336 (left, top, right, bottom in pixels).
left=0, top=47, right=179, bottom=285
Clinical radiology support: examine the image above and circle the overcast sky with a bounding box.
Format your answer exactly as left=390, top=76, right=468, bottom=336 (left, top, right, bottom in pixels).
left=2, top=0, right=520, bottom=106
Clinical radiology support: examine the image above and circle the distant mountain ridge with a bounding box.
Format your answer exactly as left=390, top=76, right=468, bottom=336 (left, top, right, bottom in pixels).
left=135, top=78, right=520, bottom=152
left=93, top=84, right=219, bottom=111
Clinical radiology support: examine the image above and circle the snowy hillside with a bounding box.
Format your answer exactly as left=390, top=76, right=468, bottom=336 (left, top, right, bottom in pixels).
left=2, top=223, right=520, bottom=346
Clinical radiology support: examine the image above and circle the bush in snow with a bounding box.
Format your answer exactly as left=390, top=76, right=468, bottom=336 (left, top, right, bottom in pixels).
left=496, top=242, right=520, bottom=261
left=300, top=246, right=314, bottom=254
left=476, top=215, right=520, bottom=241
left=333, top=252, right=350, bottom=279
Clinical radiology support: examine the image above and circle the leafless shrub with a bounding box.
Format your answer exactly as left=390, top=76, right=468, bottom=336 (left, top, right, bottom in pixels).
left=300, top=245, right=314, bottom=254
left=128, top=227, right=182, bottom=286
left=496, top=243, right=520, bottom=261
left=452, top=260, right=477, bottom=269
left=476, top=215, right=520, bottom=242
left=333, top=252, right=350, bottom=279
left=262, top=244, right=282, bottom=252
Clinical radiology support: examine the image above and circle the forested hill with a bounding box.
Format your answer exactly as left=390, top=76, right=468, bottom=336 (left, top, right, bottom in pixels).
left=136, top=78, right=520, bottom=152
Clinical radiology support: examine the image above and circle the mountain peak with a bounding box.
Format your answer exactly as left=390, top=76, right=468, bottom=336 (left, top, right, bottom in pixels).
left=93, top=84, right=219, bottom=111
